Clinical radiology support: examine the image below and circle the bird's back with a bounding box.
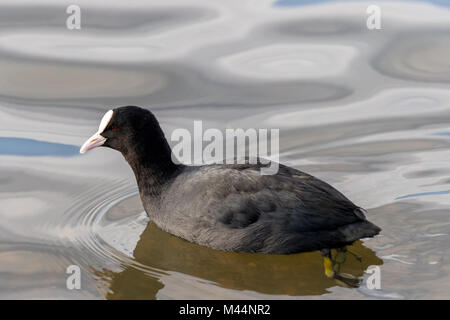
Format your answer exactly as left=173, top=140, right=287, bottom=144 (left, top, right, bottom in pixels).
left=145, top=160, right=381, bottom=254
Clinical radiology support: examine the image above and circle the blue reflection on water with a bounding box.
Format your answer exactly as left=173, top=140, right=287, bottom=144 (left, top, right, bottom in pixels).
left=275, top=0, right=450, bottom=8
left=0, top=137, right=79, bottom=157
left=396, top=189, right=450, bottom=200
left=396, top=132, right=450, bottom=199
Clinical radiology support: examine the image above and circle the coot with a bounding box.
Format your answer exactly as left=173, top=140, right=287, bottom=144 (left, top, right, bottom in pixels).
left=80, top=106, right=381, bottom=281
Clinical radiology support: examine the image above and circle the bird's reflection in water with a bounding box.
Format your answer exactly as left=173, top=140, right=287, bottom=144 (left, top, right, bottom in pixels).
left=97, top=217, right=383, bottom=299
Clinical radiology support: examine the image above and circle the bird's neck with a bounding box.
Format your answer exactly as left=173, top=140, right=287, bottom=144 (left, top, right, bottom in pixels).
left=122, top=131, right=182, bottom=199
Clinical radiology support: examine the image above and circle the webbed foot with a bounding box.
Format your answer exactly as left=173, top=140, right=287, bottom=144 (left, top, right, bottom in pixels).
left=321, top=247, right=362, bottom=288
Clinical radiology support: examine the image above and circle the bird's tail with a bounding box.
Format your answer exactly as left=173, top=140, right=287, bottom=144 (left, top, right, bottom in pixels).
left=338, top=220, right=381, bottom=243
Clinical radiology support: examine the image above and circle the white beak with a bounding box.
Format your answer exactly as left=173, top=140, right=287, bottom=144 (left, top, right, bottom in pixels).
left=80, top=132, right=107, bottom=154
left=80, top=109, right=114, bottom=154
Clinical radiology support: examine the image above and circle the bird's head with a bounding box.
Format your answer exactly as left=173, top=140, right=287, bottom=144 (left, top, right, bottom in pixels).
left=80, top=106, right=160, bottom=155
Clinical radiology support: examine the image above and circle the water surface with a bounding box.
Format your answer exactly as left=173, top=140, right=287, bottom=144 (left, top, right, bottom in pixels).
left=0, top=0, right=449, bottom=299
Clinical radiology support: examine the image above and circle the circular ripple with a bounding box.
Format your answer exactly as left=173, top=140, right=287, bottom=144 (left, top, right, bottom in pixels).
left=60, top=181, right=164, bottom=283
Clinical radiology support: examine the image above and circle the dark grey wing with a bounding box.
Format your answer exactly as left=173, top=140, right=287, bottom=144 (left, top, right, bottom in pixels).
left=211, top=163, right=365, bottom=230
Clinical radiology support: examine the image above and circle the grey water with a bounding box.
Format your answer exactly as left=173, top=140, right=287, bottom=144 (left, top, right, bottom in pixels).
left=0, top=0, right=449, bottom=299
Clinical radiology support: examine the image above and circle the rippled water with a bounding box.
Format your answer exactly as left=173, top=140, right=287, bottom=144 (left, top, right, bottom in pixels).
left=1, top=0, right=449, bottom=299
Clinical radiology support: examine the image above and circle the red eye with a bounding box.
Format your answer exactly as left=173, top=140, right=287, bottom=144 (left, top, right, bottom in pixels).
left=112, top=126, right=118, bottom=131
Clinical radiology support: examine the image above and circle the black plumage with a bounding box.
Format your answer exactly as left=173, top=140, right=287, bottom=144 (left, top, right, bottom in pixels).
left=87, top=106, right=381, bottom=254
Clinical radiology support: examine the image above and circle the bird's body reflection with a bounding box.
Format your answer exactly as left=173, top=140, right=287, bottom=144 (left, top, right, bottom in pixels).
left=95, top=198, right=382, bottom=299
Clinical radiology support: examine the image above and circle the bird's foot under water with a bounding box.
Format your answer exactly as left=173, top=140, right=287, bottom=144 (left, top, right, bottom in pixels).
left=322, top=247, right=361, bottom=288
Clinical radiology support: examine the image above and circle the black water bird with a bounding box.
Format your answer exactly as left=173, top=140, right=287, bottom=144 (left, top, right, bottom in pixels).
left=80, top=106, right=381, bottom=283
